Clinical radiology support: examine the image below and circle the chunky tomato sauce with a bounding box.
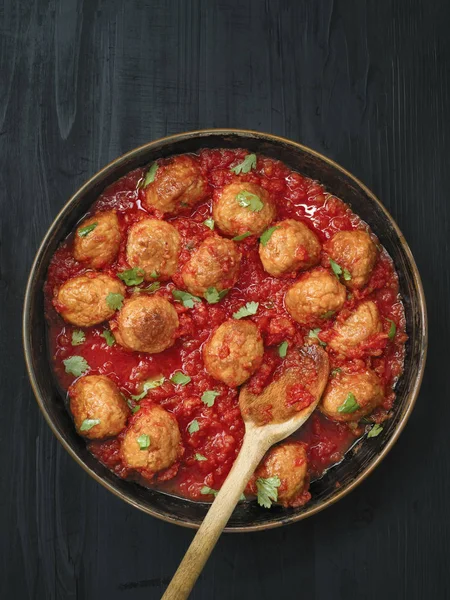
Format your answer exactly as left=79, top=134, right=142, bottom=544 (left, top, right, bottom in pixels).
left=44, top=148, right=406, bottom=503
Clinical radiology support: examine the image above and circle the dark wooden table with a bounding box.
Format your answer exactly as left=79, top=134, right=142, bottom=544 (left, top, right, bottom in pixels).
left=1, top=1, right=447, bottom=598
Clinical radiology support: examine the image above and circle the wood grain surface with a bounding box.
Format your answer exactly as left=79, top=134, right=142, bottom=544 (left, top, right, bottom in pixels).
left=1, top=1, right=448, bottom=598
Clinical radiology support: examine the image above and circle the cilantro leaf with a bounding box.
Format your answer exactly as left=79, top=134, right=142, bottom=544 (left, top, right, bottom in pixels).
left=117, top=268, right=145, bottom=286
left=137, top=434, right=150, bottom=450
left=330, top=368, right=342, bottom=377
left=278, top=341, right=288, bottom=358
left=337, top=392, right=360, bottom=414
left=260, top=226, right=279, bottom=246
left=101, top=329, right=115, bottom=347
left=230, top=153, right=257, bottom=175
left=329, top=258, right=343, bottom=277
left=63, top=356, right=89, bottom=377
left=170, top=372, right=191, bottom=386
left=78, top=222, right=98, bottom=237
left=194, top=453, right=207, bottom=461
left=131, top=377, right=165, bottom=401
left=368, top=423, right=383, bottom=438
left=201, top=390, right=220, bottom=407
left=79, top=418, right=100, bottom=432
left=204, top=217, right=215, bottom=230
left=232, top=232, right=252, bottom=241
left=200, top=486, right=218, bottom=497
left=188, top=419, right=199, bottom=434
left=172, top=289, right=201, bottom=308
left=256, top=476, right=281, bottom=508
left=106, top=292, right=124, bottom=310
left=143, top=163, right=158, bottom=187
left=133, top=281, right=160, bottom=294
left=204, top=287, right=229, bottom=304
left=388, top=319, right=396, bottom=340
left=308, top=328, right=326, bottom=347
left=343, top=268, right=352, bottom=281
left=126, top=399, right=141, bottom=414
left=71, top=330, right=85, bottom=346
left=236, top=190, right=264, bottom=212
left=321, top=310, right=335, bottom=319
left=233, top=301, right=259, bottom=319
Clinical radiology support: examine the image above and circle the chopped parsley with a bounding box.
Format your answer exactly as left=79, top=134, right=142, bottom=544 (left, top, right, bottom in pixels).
left=256, top=476, right=281, bottom=508
left=126, top=399, right=141, bottom=414
left=78, top=222, right=98, bottom=237
left=388, top=320, right=397, bottom=340
left=368, top=423, right=383, bottom=438
left=329, top=258, right=352, bottom=281
left=343, top=268, right=352, bottom=281
left=260, top=226, right=279, bottom=246
left=330, top=367, right=342, bottom=377
left=278, top=341, right=288, bottom=358
left=233, top=301, right=259, bottom=319
left=170, top=372, right=191, bottom=386
left=308, top=328, right=326, bottom=347
left=204, top=287, right=229, bottom=304
left=230, top=153, right=257, bottom=175
left=71, top=330, right=85, bottom=346
left=131, top=377, right=165, bottom=401
left=79, top=418, right=100, bottom=432
left=188, top=419, right=199, bottom=434
left=172, top=289, right=201, bottom=308
left=232, top=232, right=252, bottom=241
left=117, top=268, right=145, bottom=286
left=337, top=392, right=360, bottom=414
left=236, top=190, right=264, bottom=212
left=200, top=486, right=245, bottom=501
left=194, top=453, right=207, bottom=461
left=137, top=434, right=150, bottom=450
left=63, top=356, right=89, bottom=377
left=101, top=329, right=115, bottom=347
left=201, top=390, right=220, bottom=407
left=204, top=217, right=215, bottom=230
left=143, top=163, right=158, bottom=187
left=106, top=292, right=124, bottom=310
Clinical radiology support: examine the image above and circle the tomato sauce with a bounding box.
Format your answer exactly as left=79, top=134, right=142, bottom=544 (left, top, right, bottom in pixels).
left=44, top=148, right=406, bottom=503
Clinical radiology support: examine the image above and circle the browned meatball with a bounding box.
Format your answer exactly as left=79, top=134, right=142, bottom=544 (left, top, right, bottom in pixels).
left=73, top=211, right=121, bottom=269
left=126, top=218, right=180, bottom=281
left=54, top=273, right=125, bottom=327
left=143, top=155, right=208, bottom=215
left=325, top=230, right=378, bottom=289
left=329, top=301, right=382, bottom=356
left=69, top=375, right=129, bottom=439
left=319, top=369, right=384, bottom=422
left=259, top=219, right=321, bottom=277
left=113, top=295, right=179, bottom=353
left=213, top=181, right=276, bottom=237
left=181, top=235, right=241, bottom=296
left=255, top=443, right=310, bottom=507
left=120, top=404, right=183, bottom=474
left=285, top=268, right=346, bottom=324
left=203, top=319, right=264, bottom=387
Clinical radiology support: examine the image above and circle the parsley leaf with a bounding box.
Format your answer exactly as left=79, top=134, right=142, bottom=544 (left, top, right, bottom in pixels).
left=106, top=292, right=124, bottom=310
left=131, top=377, right=165, bottom=401
left=388, top=320, right=396, bottom=340
left=308, top=328, right=326, bottom=347
left=201, top=390, right=220, bottom=407
left=204, top=217, right=215, bottom=230
left=278, top=341, right=288, bottom=358
left=337, top=392, right=360, bottom=414
left=233, top=301, right=259, bottom=319
left=236, top=190, right=264, bottom=212
left=204, top=287, right=229, bottom=304
left=232, top=232, right=252, bottom=241
left=63, top=356, right=89, bottom=377
left=71, top=330, right=85, bottom=346
left=78, top=222, right=98, bottom=237
left=331, top=367, right=342, bottom=377
left=102, top=329, right=115, bottom=347
left=200, top=486, right=245, bottom=501
left=118, top=268, right=145, bottom=286
left=260, top=226, right=279, bottom=246
left=143, top=163, right=158, bottom=187
left=133, top=281, right=160, bottom=294
left=256, top=476, right=281, bottom=508
left=343, top=268, right=352, bottom=281
left=126, top=399, right=141, bottom=414
left=137, top=434, right=150, bottom=450
left=230, top=153, right=257, bottom=175
left=368, top=423, right=383, bottom=438
left=172, top=289, right=201, bottom=308
left=80, top=418, right=100, bottom=432
left=329, top=258, right=343, bottom=277
left=188, top=419, right=199, bottom=434
left=170, top=372, right=191, bottom=386
left=194, top=453, right=207, bottom=461
left=321, top=310, right=335, bottom=319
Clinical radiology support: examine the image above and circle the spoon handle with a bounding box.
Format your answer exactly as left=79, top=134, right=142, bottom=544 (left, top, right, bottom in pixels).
left=162, top=430, right=269, bottom=600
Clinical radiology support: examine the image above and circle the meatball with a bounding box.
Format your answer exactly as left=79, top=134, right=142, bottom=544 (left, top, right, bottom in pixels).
left=203, top=319, right=264, bottom=387
left=126, top=218, right=180, bottom=281
left=329, top=301, right=382, bottom=356
left=113, top=295, right=179, bottom=353
left=254, top=443, right=310, bottom=508
left=259, top=219, right=321, bottom=277
left=319, top=369, right=384, bottom=422
left=143, top=155, right=208, bottom=215
left=325, top=230, right=378, bottom=289
left=181, top=235, right=241, bottom=296
left=213, top=181, right=277, bottom=237
left=73, top=211, right=121, bottom=269
left=54, top=273, right=125, bottom=327
left=121, top=404, right=183, bottom=474
left=285, top=268, right=346, bottom=324
left=69, top=375, right=129, bottom=439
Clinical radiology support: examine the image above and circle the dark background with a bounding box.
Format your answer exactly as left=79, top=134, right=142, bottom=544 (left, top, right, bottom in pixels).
left=1, top=0, right=447, bottom=598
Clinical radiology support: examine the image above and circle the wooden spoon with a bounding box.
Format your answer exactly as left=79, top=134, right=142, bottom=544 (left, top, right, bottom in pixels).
left=162, top=344, right=329, bottom=600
